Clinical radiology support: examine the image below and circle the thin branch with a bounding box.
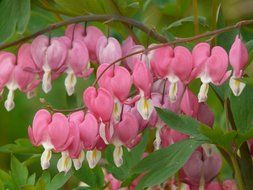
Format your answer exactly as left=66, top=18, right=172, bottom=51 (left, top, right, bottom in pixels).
left=0, top=14, right=168, bottom=50
left=93, top=18, right=253, bottom=86
left=39, top=98, right=85, bottom=113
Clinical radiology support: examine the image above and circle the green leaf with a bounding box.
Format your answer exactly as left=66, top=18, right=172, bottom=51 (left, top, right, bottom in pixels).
left=27, top=173, right=36, bottom=185
left=75, top=164, right=104, bottom=189
left=0, top=169, right=16, bottom=190
left=35, top=177, right=46, bottom=190
left=155, top=107, right=205, bottom=139
left=46, top=172, right=72, bottom=190
left=134, top=139, right=204, bottom=189
left=0, top=0, right=30, bottom=42
left=238, top=78, right=253, bottom=87
left=0, top=138, right=41, bottom=154
left=165, top=16, right=207, bottom=30
left=230, top=86, right=253, bottom=132
left=199, top=125, right=237, bottom=152
left=104, top=130, right=149, bottom=181
left=11, top=156, right=29, bottom=187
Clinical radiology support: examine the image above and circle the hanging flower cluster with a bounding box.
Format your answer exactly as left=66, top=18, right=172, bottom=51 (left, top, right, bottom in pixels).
left=0, top=22, right=245, bottom=187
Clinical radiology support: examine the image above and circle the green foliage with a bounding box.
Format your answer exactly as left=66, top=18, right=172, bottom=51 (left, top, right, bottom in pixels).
left=0, top=138, right=41, bottom=154
left=75, top=164, right=104, bottom=189
left=134, top=139, right=204, bottom=189
left=155, top=107, right=206, bottom=139
left=0, top=0, right=30, bottom=42
left=230, top=86, right=253, bottom=133
left=104, top=130, right=149, bottom=182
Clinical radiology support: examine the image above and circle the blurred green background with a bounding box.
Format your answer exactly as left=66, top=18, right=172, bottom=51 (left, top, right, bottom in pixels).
left=0, top=0, right=253, bottom=179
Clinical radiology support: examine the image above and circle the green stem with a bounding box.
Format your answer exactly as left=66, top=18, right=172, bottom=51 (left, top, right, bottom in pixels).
left=230, top=155, right=245, bottom=190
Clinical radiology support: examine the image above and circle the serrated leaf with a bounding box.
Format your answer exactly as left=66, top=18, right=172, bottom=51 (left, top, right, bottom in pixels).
left=11, top=156, right=29, bottom=187
left=134, top=139, right=204, bottom=189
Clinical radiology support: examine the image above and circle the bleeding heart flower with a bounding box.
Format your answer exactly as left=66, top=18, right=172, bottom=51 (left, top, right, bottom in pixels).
left=96, top=36, right=122, bottom=65
left=15, top=43, right=40, bottom=95
left=28, top=109, right=53, bottom=170
left=57, top=122, right=83, bottom=173
left=180, top=88, right=199, bottom=118
left=192, top=43, right=231, bottom=102
left=125, top=45, right=148, bottom=71
left=31, top=35, right=68, bottom=93
left=61, top=36, right=92, bottom=96
left=112, top=112, right=139, bottom=167
left=133, top=60, right=154, bottom=120
left=151, top=46, right=193, bottom=102
left=206, top=181, right=222, bottom=190
left=65, top=24, right=104, bottom=62
left=97, top=63, right=132, bottom=121
left=182, top=147, right=222, bottom=186
left=229, top=35, right=248, bottom=96
left=83, top=87, right=114, bottom=122
left=0, top=45, right=39, bottom=111
left=122, top=36, right=135, bottom=58
left=223, top=180, right=237, bottom=190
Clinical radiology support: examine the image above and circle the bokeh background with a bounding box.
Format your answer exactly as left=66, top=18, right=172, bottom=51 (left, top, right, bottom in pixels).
left=0, top=0, right=253, bottom=184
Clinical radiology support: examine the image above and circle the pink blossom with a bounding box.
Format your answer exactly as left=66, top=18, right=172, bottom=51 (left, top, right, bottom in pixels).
left=192, top=43, right=231, bottom=102
left=96, top=36, right=122, bottom=65
left=31, top=35, right=68, bottom=93
left=65, top=24, right=104, bottom=62
left=229, top=35, right=248, bottom=96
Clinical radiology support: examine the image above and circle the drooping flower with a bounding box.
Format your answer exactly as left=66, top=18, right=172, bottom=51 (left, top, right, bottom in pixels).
left=31, top=35, right=68, bottom=93
left=65, top=24, right=104, bottom=62
left=111, top=112, right=139, bottom=167
left=182, top=147, right=222, bottom=187
left=28, top=109, right=53, bottom=170
left=151, top=46, right=193, bottom=102
left=229, top=35, right=248, bottom=96
left=97, top=63, right=132, bottom=121
left=83, top=87, right=114, bottom=145
left=0, top=44, right=39, bottom=111
left=132, top=60, right=154, bottom=120
left=96, top=36, right=122, bottom=65
left=192, top=43, right=231, bottom=102
left=60, top=36, right=92, bottom=96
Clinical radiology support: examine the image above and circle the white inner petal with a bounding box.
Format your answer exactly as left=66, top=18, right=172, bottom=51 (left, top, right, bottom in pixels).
left=41, top=149, right=52, bottom=170
left=73, top=151, right=85, bottom=170
left=113, top=146, right=123, bottom=167
left=198, top=82, right=209, bottom=103
left=229, top=76, right=245, bottom=96
left=86, top=149, right=101, bottom=169
left=65, top=68, right=77, bottom=96
left=57, top=151, right=72, bottom=173
left=136, top=96, right=154, bottom=120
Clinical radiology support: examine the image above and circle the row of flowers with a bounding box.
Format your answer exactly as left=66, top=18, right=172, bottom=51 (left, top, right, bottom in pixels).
left=12, top=23, right=248, bottom=189
left=0, top=23, right=248, bottom=111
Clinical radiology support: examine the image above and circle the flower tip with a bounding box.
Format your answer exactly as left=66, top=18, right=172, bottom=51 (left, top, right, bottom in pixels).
left=229, top=77, right=246, bottom=96
left=113, top=146, right=123, bottom=167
